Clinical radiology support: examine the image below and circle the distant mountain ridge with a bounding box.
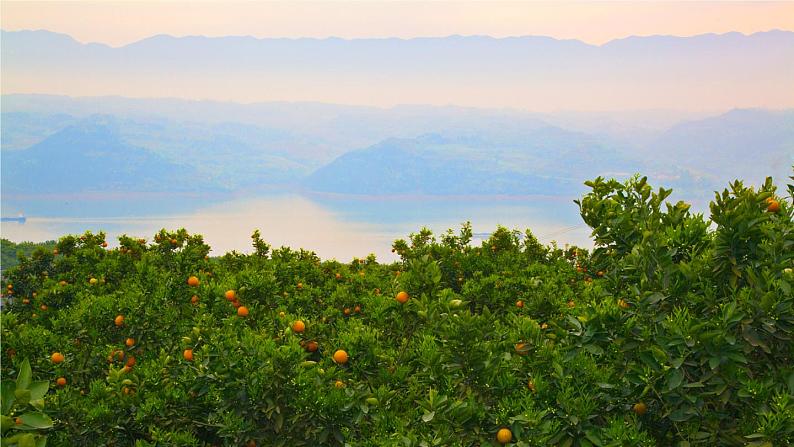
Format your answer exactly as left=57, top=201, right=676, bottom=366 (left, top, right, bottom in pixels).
left=1, top=118, right=214, bottom=193
left=305, top=129, right=643, bottom=196
left=646, top=108, right=794, bottom=188
left=2, top=29, right=792, bottom=110
left=1, top=94, right=791, bottom=198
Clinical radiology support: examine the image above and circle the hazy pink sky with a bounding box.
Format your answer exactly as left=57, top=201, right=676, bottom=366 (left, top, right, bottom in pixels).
left=2, top=1, right=793, bottom=46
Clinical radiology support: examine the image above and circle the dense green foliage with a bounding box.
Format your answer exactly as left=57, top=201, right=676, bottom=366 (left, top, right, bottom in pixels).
left=1, top=239, right=57, bottom=273
left=1, top=174, right=792, bottom=446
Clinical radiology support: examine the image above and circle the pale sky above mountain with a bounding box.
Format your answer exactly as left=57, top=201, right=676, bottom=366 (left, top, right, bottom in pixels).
left=2, top=1, right=793, bottom=46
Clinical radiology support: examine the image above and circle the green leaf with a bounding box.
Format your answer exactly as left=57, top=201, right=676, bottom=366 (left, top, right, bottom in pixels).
left=583, top=344, right=603, bottom=356
left=27, top=382, right=48, bottom=402
left=667, top=370, right=684, bottom=391
left=742, top=326, right=771, bottom=353
left=668, top=408, right=695, bottom=422
left=273, top=412, right=283, bottom=433
left=708, top=356, right=720, bottom=370
left=787, top=372, right=794, bottom=394
left=14, top=389, right=31, bottom=406
left=1, top=415, right=15, bottom=434
left=584, top=431, right=602, bottom=446
left=17, top=360, right=32, bottom=391
left=29, top=400, right=44, bottom=412
left=422, top=411, right=435, bottom=422
left=19, top=412, right=53, bottom=429
left=35, top=435, right=47, bottom=447
left=645, top=292, right=665, bottom=305
left=1, top=381, right=16, bottom=414
left=18, top=433, right=36, bottom=447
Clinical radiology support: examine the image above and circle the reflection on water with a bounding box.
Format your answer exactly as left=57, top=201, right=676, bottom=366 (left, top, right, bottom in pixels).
left=1, top=192, right=593, bottom=261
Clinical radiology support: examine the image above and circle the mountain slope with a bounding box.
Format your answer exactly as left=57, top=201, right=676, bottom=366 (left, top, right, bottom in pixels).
left=645, top=109, right=794, bottom=187
left=305, top=130, right=641, bottom=195
left=2, top=30, right=792, bottom=110
left=1, top=119, right=214, bottom=193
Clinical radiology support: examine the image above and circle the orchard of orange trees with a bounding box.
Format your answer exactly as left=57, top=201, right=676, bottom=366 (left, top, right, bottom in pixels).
left=1, top=174, right=793, bottom=446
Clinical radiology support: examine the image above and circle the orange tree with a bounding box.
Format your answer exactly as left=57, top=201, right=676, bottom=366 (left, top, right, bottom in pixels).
left=1, top=172, right=792, bottom=446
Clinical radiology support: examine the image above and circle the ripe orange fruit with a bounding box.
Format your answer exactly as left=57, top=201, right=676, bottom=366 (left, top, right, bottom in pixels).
left=515, top=342, right=530, bottom=355
left=183, top=349, right=194, bottom=361
left=527, top=379, right=536, bottom=392
left=540, top=323, right=549, bottom=330
left=633, top=402, right=647, bottom=415
left=334, top=380, right=345, bottom=388
left=496, top=427, right=513, bottom=444
left=618, top=299, right=630, bottom=309
left=191, top=295, right=199, bottom=305
left=354, top=305, right=361, bottom=313
left=125, top=338, right=135, bottom=347
left=102, top=241, right=108, bottom=248
left=597, top=271, right=604, bottom=277
left=6, top=284, right=12, bottom=290
left=125, top=356, right=136, bottom=367
left=515, top=300, right=524, bottom=308
left=567, top=300, right=575, bottom=308
left=53, top=248, right=59, bottom=255
left=292, top=320, right=305, bottom=333
left=343, top=307, right=351, bottom=316
left=305, top=341, right=318, bottom=352
left=22, top=298, right=30, bottom=305
left=237, top=306, right=249, bottom=317
left=396, top=291, right=409, bottom=304
left=51, top=352, right=65, bottom=363
left=40, top=304, right=48, bottom=311
left=114, top=315, right=124, bottom=327
left=767, top=199, right=780, bottom=213
left=56, top=377, right=67, bottom=387
left=225, top=290, right=236, bottom=301
left=333, top=349, right=348, bottom=364
left=335, top=273, right=341, bottom=280
left=187, top=276, right=200, bottom=287
left=297, top=282, right=303, bottom=289
left=170, top=238, right=177, bottom=245
left=15, top=417, right=22, bottom=425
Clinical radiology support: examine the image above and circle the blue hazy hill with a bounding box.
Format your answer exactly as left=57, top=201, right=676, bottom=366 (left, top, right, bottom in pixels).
left=1, top=118, right=215, bottom=193
left=2, top=30, right=792, bottom=110
left=646, top=109, right=794, bottom=188
left=1, top=95, right=791, bottom=198
left=305, top=130, right=641, bottom=195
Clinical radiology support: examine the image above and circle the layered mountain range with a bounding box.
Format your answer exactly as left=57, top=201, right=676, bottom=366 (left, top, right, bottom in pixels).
left=2, top=30, right=792, bottom=198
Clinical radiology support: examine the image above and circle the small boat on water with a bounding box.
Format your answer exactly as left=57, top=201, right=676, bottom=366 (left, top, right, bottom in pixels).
left=1, top=214, right=26, bottom=223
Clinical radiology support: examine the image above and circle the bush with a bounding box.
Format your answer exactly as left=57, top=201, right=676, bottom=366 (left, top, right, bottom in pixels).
left=1, top=174, right=793, bottom=446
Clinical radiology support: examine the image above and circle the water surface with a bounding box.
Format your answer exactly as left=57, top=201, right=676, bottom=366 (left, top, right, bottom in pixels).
left=1, top=192, right=593, bottom=261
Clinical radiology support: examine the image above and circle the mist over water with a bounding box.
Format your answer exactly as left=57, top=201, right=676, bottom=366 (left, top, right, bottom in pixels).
left=0, top=192, right=593, bottom=261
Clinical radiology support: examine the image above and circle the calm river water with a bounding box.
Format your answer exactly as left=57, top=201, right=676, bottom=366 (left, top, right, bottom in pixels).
left=1, top=192, right=593, bottom=262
